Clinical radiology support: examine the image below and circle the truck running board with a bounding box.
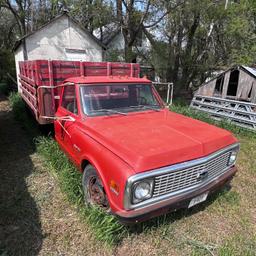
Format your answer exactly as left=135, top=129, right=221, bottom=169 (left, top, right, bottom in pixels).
left=190, top=95, right=256, bottom=131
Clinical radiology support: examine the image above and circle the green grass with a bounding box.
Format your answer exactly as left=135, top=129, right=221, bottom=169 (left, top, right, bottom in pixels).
left=8, top=92, right=40, bottom=142
left=9, top=92, right=27, bottom=120
left=218, top=234, right=256, bottom=256
left=9, top=93, right=127, bottom=246
left=36, top=136, right=127, bottom=245
left=8, top=93, right=256, bottom=253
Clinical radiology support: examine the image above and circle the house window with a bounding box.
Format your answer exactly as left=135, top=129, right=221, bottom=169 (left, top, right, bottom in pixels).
left=61, top=85, right=78, bottom=114
left=227, top=69, right=239, bottom=97
left=65, top=48, right=87, bottom=61
left=65, top=48, right=86, bottom=54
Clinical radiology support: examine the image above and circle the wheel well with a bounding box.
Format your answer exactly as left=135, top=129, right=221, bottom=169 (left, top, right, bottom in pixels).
left=81, top=159, right=90, bottom=172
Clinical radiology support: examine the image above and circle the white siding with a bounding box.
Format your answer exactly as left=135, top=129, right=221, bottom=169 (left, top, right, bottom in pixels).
left=25, top=16, right=102, bottom=61
left=141, top=36, right=151, bottom=51
left=14, top=15, right=103, bottom=90
left=107, top=32, right=151, bottom=52
left=14, top=44, right=24, bottom=92
left=107, top=33, right=125, bottom=50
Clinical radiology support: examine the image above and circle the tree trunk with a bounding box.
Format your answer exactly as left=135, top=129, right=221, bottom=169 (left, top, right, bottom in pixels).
left=117, top=0, right=122, bottom=21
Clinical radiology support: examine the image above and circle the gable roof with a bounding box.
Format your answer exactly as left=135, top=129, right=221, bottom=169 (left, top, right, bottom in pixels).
left=93, top=22, right=121, bottom=46
left=93, top=22, right=159, bottom=48
left=203, top=65, right=256, bottom=86
left=13, top=12, right=106, bottom=51
left=241, top=65, right=256, bottom=78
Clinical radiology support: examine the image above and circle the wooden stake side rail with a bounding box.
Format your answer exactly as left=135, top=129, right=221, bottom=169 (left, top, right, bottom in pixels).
left=190, top=95, right=256, bottom=131
left=19, top=60, right=140, bottom=87
left=19, top=60, right=141, bottom=124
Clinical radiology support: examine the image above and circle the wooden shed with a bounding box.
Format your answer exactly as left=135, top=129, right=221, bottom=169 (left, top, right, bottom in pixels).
left=190, top=66, right=256, bottom=131
left=195, top=65, right=256, bottom=103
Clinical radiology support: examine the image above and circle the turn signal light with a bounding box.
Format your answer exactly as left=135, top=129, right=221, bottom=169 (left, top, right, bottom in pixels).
left=110, top=180, right=119, bottom=195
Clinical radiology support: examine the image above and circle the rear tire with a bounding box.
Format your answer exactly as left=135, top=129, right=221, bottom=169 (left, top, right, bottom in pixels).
left=82, top=165, right=110, bottom=211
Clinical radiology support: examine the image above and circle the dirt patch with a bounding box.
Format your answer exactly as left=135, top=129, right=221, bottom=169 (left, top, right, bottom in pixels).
left=0, top=94, right=42, bottom=255
left=1, top=93, right=256, bottom=255
left=0, top=95, right=111, bottom=256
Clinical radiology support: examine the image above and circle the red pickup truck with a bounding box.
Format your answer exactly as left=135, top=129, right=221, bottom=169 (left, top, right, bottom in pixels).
left=19, top=60, right=239, bottom=223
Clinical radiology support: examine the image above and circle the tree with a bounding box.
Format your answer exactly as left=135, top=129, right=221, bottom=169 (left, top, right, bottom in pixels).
left=116, top=0, right=177, bottom=62
left=0, top=0, right=69, bottom=37
left=0, top=7, right=17, bottom=83
left=144, top=0, right=256, bottom=94
left=1, top=0, right=256, bottom=95
left=70, top=0, right=114, bottom=33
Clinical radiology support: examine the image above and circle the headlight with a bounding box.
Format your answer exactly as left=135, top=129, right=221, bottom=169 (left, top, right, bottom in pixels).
left=228, top=150, right=238, bottom=166
left=132, top=179, right=154, bottom=204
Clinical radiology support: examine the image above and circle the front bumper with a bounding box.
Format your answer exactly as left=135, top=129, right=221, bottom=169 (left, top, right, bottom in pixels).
left=115, top=166, right=237, bottom=224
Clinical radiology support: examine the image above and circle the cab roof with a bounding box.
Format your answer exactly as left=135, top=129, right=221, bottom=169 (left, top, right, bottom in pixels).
left=64, top=76, right=151, bottom=84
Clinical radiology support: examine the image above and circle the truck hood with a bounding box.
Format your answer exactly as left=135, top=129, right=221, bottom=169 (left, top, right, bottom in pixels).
left=83, top=109, right=237, bottom=173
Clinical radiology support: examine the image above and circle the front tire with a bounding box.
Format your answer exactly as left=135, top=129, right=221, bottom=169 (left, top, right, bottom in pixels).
left=82, top=165, right=110, bottom=211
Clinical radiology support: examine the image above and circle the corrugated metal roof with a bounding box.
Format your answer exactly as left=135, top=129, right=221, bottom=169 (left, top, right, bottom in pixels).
left=242, top=66, right=256, bottom=78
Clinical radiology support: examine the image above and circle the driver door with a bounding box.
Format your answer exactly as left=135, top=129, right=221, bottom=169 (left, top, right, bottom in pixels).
left=54, top=84, right=79, bottom=165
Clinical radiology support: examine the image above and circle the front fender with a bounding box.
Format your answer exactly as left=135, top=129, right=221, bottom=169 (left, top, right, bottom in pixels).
left=76, top=132, right=135, bottom=213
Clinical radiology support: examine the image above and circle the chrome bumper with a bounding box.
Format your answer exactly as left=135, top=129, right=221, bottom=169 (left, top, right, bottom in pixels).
left=116, top=166, right=237, bottom=223
left=123, top=143, right=239, bottom=211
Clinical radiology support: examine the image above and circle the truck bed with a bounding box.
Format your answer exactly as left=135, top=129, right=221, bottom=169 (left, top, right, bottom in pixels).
left=19, top=60, right=140, bottom=124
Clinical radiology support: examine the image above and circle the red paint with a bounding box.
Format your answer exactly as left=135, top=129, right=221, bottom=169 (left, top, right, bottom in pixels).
left=64, top=76, right=150, bottom=85
left=19, top=60, right=141, bottom=124
left=83, top=109, right=237, bottom=173
left=19, top=60, right=238, bottom=221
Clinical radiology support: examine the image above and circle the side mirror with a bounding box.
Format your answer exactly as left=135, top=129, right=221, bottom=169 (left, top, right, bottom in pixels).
left=55, top=115, right=75, bottom=122
left=41, top=115, right=75, bottom=122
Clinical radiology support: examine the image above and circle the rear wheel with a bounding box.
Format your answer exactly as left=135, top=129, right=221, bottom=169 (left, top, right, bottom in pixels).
left=82, top=165, right=110, bottom=211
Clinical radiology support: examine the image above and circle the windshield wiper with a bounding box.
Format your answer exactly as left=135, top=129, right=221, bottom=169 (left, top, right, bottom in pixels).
left=129, top=105, right=161, bottom=112
left=94, top=109, right=128, bottom=116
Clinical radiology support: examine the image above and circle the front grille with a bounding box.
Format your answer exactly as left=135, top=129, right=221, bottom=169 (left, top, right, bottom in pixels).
left=153, top=151, right=231, bottom=197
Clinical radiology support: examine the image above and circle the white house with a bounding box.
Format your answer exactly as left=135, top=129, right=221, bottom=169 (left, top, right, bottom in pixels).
left=93, top=23, right=151, bottom=62
left=14, top=12, right=105, bottom=90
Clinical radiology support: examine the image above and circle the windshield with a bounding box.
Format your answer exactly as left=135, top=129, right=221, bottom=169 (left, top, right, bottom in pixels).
left=80, top=84, right=162, bottom=116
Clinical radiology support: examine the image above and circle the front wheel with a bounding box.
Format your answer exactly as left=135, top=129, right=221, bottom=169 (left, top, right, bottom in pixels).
left=82, top=165, right=110, bottom=211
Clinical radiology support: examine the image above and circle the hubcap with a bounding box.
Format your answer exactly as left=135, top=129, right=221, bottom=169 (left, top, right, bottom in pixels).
left=88, top=176, right=108, bottom=209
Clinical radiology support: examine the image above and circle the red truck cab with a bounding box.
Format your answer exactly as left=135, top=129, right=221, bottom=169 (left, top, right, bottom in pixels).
left=19, top=60, right=239, bottom=223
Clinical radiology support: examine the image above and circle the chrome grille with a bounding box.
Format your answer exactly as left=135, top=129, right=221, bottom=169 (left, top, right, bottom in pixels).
left=153, top=151, right=231, bottom=197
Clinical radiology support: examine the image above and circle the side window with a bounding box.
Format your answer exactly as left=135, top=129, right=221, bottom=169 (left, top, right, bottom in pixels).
left=61, top=85, right=78, bottom=114
left=137, top=85, right=157, bottom=105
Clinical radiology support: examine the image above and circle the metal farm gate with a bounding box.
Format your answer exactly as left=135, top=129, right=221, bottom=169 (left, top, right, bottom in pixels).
left=190, top=95, right=256, bottom=131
